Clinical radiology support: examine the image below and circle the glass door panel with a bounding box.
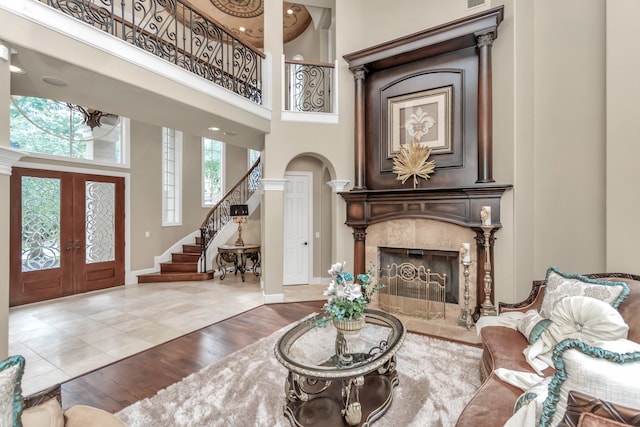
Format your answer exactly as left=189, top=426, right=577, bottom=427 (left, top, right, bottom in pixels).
left=21, top=177, right=61, bottom=272
left=85, top=181, right=116, bottom=264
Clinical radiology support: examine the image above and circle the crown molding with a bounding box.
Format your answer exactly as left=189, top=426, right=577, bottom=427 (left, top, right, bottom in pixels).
left=0, top=147, right=25, bottom=175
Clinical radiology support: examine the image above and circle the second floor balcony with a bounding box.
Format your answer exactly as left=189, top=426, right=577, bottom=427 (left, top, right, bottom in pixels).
left=34, top=0, right=337, bottom=116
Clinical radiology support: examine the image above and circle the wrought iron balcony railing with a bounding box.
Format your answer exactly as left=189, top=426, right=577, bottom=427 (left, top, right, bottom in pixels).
left=284, top=59, right=334, bottom=113
left=41, top=0, right=264, bottom=104
left=199, top=157, right=261, bottom=272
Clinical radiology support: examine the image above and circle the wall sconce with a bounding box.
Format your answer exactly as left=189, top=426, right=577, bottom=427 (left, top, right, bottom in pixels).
left=230, top=204, right=249, bottom=246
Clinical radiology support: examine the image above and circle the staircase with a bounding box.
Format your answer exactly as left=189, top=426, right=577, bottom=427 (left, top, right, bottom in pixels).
left=136, top=157, right=261, bottom=284
left=137, top=237, right=213, bottom=283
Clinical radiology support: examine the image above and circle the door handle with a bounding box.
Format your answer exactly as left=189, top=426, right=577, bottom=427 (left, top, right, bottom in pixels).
left=66, top=239, right=73, bottom=251
left=75, top=246, right=83, bottom=251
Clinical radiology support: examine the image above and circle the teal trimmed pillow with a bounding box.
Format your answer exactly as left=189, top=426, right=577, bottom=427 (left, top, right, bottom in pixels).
left=514, top=377, right=551, bottom=413
left=517, top=310, right=552, bottom=344
left=538, top=339, right=640, bottom=427
left=0, top=355, right=25, bottom=427
left=540, top=267, right=629, bottom=318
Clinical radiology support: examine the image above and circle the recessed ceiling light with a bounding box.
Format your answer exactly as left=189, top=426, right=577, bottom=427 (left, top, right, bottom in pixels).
left=42, top=76, right=68, bottom=87
left=9, top=64, right=24, bottom=74
left=208, top=126, right=220, bottom=131
left=287, top=9, right=294, bottom=14
left=239, top=26, right=246, bottom=32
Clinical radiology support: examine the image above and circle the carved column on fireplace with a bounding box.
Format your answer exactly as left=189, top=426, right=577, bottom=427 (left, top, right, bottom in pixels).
left=353, top=66, right=368, bottom=190
left=473, top=226, right=497, bottom=318
left=352, top=226, right=367, bottom=274
left=476, top=30, right=497, bottom=184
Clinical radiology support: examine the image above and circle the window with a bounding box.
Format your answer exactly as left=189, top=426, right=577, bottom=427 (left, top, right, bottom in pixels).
left=162, top=128, right=182, bottom=226
left=248, top=149, right=260, bottom=168
left=9, top=96, right=128, bottom=166
left=202, top=138, right=224, bottom=206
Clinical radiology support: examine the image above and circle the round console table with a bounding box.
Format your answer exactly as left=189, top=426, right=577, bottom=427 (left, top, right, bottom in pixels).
left=274, top=309, right=406, bottom=427
left=215, top=244, right=260, bottom=282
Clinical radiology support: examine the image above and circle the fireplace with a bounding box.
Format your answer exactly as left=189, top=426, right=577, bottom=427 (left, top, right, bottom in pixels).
left=341, top=8, right=511, bottom=317
left=364, top=218, right=479, bottom=319
left=378, top=246, right=459, bottom=303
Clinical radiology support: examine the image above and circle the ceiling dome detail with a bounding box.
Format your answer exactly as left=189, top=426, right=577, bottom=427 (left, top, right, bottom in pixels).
left=185, top=1, right=311, bottom=48
left=209, top=0, right=263, bottom=18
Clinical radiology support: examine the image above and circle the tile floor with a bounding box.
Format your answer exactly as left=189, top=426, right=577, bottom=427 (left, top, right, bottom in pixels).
left=9, top=275, right=326, bottom=396
left=9, top=275, right=481, bottom=397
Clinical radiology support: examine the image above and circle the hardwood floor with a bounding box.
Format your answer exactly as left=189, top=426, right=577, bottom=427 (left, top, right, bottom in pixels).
left=60, top=301, right=324, bottom=413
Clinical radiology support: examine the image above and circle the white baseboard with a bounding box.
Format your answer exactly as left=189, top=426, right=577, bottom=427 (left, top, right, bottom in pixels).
left=263, top=292, right=285, bottom=304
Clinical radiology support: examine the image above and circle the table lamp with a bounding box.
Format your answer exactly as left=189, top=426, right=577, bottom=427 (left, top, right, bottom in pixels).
left=230, top=204, right=249, bottom=246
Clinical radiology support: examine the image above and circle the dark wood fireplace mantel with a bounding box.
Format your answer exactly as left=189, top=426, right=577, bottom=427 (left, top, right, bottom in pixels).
left=342, top=7, right=508, bottom=315
left=340, top=185, right=510, bottom=229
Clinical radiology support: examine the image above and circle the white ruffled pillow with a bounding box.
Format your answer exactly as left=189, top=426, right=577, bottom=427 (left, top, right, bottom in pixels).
left=522, top=296, right=629, bottom=374
left=540, top=267, right=629, bottom=318
left=549, top=295, right=629, bottom=343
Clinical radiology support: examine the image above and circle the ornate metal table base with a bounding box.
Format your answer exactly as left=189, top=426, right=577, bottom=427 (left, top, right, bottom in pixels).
left=284, top=362, right=399, bottom=427
left=216, top=244, right=260, bottom=282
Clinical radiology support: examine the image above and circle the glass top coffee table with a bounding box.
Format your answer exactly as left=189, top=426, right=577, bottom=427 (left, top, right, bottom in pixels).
left=274, top=309, right=406, bottom=427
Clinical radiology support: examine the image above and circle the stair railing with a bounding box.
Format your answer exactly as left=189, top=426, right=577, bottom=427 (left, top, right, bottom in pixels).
left=199, top=157, right=262, bottom=272
left=40, top=0, right=264, bottom=104
left=284, top=58, right=335, bottom=113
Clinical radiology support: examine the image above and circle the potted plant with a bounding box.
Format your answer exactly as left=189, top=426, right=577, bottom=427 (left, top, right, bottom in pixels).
left=317, top=262, right=384, bottom=334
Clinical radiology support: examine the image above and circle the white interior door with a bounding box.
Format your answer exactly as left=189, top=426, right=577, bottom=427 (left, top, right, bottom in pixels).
left=283, top=172, right=311, bottom=285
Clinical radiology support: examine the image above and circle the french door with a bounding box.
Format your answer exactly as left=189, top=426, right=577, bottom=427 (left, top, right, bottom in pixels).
left=10, top=168, right=125, bottom=306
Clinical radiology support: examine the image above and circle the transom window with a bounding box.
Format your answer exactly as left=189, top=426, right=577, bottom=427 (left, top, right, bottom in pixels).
left=9, top=96, right=128, bottom=166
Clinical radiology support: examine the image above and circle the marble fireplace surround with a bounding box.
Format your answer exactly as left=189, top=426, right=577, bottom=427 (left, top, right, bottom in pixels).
left=366, top=218, right=478, bottom=318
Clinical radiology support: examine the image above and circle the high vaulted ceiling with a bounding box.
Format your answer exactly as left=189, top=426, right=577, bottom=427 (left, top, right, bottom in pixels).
left=187, top=1, right=312, bottom=48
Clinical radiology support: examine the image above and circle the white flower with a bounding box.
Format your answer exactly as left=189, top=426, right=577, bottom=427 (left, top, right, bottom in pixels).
left=342, top=283, right=363, bottom=301
left=323, top=280, right=338, bottom=297
left=328, top=261, right=346, bottom=276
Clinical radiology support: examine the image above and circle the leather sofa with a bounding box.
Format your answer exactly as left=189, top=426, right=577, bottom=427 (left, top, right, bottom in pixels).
left=455, top=273, right=640, bottom=427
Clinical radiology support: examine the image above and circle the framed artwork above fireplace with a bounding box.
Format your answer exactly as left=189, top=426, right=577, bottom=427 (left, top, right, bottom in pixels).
left=387, top=85, right=452, bottom=157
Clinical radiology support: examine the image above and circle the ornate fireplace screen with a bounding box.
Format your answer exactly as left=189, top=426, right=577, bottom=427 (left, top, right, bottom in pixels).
left=377, top=263, right=446, bottom=320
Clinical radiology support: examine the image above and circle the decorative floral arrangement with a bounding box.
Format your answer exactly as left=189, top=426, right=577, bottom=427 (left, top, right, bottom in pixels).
left=316, top=262, right=384, bottom=328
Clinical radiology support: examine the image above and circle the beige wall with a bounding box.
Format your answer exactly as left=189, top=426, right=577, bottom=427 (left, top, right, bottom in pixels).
left=606, top=0, right=640, bottom=273
left=130, top=122, right=252, bottom=271
left=532, top=0, right=606, bottom=277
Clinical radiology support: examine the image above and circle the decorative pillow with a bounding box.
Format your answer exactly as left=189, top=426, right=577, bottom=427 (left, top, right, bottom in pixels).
left=521, top=296, right=629, bottom=375
left=0, top=355, right=25, bottom=427
left=540, top=267, right=629, bottom=318
left=578, top=412, right=630, bottom=427
left=514, top=376, right=552, bottom=413
left=64, top=405, right=128, bottom=427
left=504, top=377, right=552, bottom=427
left=548, top=296, right=629, bottom=344
left=518, top=309, right=553, bottom=344
left=560, top=390, right=640, bottom=427
left=538, top=339, right=640, bottom=427
left=21, top=398, right=64, bottom=427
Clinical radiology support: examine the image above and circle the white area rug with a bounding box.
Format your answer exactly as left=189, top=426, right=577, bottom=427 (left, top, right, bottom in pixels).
left=116, top=320, right=483, bottom=426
